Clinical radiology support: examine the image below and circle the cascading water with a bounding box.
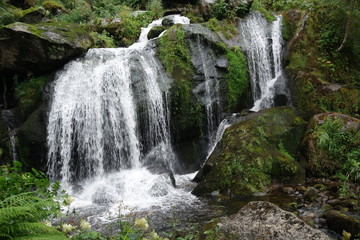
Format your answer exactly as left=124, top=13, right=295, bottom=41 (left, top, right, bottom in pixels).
left=239, top=12, right=288, bottom=112
left=47, top=15, right=199, bottom=217
left=190, top=35, right=221, bottom=156
left=205, top=12, right=288, bottom=160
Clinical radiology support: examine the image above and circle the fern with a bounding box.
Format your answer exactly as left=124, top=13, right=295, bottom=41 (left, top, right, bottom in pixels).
left=0, top=193, right=68, bottom=240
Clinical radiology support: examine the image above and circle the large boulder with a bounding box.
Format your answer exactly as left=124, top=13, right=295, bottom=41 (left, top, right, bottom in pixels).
left=0, top=21, right=92, bottom=74
left=323, top=210, right=360, bottom=238
left=192, top=107, right=307, bottom=196
left=303, top=112, right=360, bottom=177
left=219, top=201, right=333, bottom=240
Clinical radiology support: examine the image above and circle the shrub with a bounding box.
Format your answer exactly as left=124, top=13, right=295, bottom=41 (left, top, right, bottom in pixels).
left=315, top=117, right=359, bottom=181
left=146, top=0, right=163, bottom=18
left=211, top=0, right=230, bottom=20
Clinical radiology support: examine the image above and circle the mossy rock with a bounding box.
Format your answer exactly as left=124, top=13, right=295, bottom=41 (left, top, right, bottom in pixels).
left=19, top=6, right=45, bottom=23
left=192, top=107, right=307, bottom=196
left=303, top=112, right=360, bottom=177
left=289, top=72, right=360, bottom=120
left=42, top=0, right=67, bottom=15
left=283, top=9, right=360, bottom=120
left=17, top=106, right=47, bottom=170
left=323, top=210, right=360, bottom=238
left=147, top=25, right=167, bottom=40
left=0, top=21, right=92, bottom=74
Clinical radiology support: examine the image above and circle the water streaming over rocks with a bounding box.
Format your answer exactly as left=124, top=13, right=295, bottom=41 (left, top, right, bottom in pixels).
left=47, top=16, right=201, bottom=219
left=239, top=12, right=289, bottom=112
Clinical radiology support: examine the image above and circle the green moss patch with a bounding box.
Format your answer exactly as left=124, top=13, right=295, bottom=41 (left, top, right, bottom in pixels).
left=193, top=107, right=307, bottom=196
left=157, top=25, right=204, bottom=139
left=225, top=47, right=249, bottom=111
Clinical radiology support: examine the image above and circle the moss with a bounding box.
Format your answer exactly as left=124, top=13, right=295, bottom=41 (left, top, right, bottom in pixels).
left=205, top=18, right=238, bottom=40
left=15, top=75, right=47, bottom=117
left=42, top=0, right=67, bottom=14
left=225, top=47, right=249, bottom=111
left=147, top=25, right=166, bottom=40
left=157, top=25, right=205, bottom=138
left=193, top=107, right=306, bottom=196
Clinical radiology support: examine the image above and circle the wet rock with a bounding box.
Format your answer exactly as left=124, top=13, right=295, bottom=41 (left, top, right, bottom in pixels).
left=219, top=201, right=333, bottom=240
left=304, top=187, right=319, bottom=202
left=0, top=21, right=92, bottom=75
left=92, top=187, right=116, bottom=205
left=193, top=107, right=307, bottom=196
left=162, top=18, right=174, bottom=27
left=16, top=106, right=47, bottom=170
left=215, top=55, right=229, bottom=70
left=147, top=26, right=167, bottom=40
left=323, top=210, right=360, bottom=237
left=282, top=186, right=295, bottom=195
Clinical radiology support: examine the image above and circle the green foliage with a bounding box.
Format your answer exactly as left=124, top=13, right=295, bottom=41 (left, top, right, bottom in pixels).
left=90, top=30, right=116, bottom=47
left=0, top=162, right=68, bottom=240
left=72, top=230, right=107, bottom=240
left=287, top=51, right=307, bottom=71
left=211, top=0, right=230, bottom=20
left=0, top=193, right=68, bottom=240
left=251, top=0, right=275, bottom=22
left=315, top=117, right=360, bottom=181
left=277, top=141, right=294, bottom=160
left=205, top=18, right=238, bottom=39
left=225, top=47, right=249, bottom=110
left=146, top=0, right=163, bottom=18
left=0, top=161, right=59, bottom=201
left=158, top=25, right=204, bottom=134
left=117, top=7, right=153, bottom=46
left=15, top=75, right=47, bottom=114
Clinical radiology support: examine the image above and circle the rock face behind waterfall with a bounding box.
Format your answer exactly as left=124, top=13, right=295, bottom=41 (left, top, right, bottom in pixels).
left=218, top=201, right=333, bottom=240
left=0, top=21, right=92, bottom=74
left=193, top=107, right=307, bottom=196
left=158, top=23, right=252, bottom=172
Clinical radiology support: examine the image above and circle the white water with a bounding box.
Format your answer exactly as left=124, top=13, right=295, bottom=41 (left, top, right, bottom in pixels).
left=47, top=16, right=199, bottom=215
left=239, top=12, right=287, bottom=112
left=205, top=12, right=288, bottom=160
left=9, top=130, right=17, bottom=162
left=191, top=35, right=221, bottom=155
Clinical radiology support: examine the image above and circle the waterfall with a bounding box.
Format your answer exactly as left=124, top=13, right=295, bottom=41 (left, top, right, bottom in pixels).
left=190, top=35, right=221, bottom=155
left=1, top=110, right=17, bottom=162
left=47, top=15, right=198, bottom=215
left=239, top=12, right=288, bottom=112
left=205, top=12, right=288, bottom=160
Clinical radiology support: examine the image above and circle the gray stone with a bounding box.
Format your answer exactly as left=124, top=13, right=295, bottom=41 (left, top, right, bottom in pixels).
left=220, top=201, right=333, bottom=240
left=0, top=21, right=92, bottom=74
left=215, top=55, right=229, bottom=69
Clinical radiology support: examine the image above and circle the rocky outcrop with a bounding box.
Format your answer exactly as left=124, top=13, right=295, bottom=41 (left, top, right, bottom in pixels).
left=283, top=10, right=360, bottom=120
left=0, top=21, right=92, bottom=75
left=219, top=201, right=333, bottom=240
left=303, top=112, right=360, bottom=177
left=193, top=107, right=307, bottom=196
